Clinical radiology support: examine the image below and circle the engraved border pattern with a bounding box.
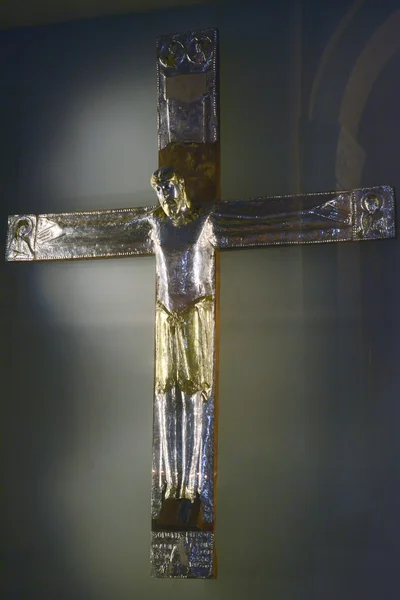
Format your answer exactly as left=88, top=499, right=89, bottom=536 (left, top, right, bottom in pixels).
left=157, top=28, right=218, bottom=150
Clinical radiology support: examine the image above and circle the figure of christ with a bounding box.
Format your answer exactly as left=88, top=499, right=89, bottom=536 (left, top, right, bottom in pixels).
left=150, top=167, right=216, bottom=516
left=6, top=167, right=394, bottom=529
left=149, top=167, right=360, bottom=521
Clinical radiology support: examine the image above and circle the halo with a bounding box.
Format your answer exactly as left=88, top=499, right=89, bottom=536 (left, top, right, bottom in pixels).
left=186, top=35, right=213, bottom=68
left=360, top=192, right=382, bottom=213
left=14, top=216, right=34, bottom=240
left=159, top=39, right=185, bottom=69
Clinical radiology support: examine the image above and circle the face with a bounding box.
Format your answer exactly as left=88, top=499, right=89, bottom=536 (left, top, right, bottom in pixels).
left=155, top=178, right=181, bottom=218
left=15, top=219, right=31, bottom=240
left=364, top=194, right=381, bottom=215
left=151, top=168, right=187, bottom=221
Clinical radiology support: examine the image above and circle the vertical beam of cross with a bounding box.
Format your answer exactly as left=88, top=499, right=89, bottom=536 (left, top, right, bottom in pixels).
left=4, top=27, right=396, bottom=581
left=151, top=29, right=220, bottom=578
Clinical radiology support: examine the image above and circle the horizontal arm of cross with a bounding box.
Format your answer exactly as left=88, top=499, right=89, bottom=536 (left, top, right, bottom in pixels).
left=5, top=206, right=157, bottom=262
left=211, top=185, right=395, bottom=249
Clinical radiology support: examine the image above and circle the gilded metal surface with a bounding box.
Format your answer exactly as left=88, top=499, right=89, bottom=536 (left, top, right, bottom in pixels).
left=157, top=29, right=219, bottom=205
left=155, top=27, right=220, bottom=579
left=150, top=168, right=216, bottom=528
left=159, top=142, right=219, bottom=206
left=5, top=169, right=397, bottom=578
left=155, top=296, right=214, bottom=397
left=6, top=175, right=396, bottom=543
left=5, top=27, right=396, bottom=581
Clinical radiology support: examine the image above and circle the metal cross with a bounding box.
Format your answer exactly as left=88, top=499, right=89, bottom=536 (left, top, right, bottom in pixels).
left=5, top=28, right=396, bottom=579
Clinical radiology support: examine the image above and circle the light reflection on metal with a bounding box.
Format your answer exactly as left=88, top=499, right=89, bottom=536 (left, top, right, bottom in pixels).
left=5, top=174, right=396, bottom=578
left=4, top=26, right=397, bottom=580
left=6, top=183, right=395, bottom=264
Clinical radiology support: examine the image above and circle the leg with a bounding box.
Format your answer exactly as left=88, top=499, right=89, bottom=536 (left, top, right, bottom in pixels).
left=155, top=389, right=179, bottom=501
left=153, top=303, right=178, bottom=511
left=179, top=391, right=203, bottom=501
left=175, top=298, right=215, bottom=502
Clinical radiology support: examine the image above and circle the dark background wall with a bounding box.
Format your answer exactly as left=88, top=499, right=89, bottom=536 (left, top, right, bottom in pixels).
left=1, top=1, right=399, bottom=598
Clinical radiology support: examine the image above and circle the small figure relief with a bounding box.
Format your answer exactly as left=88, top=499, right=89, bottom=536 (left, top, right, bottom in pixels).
left=186, top=35, right=213, bottom=67
left=157, top=31, right=216, bottom=152
left=7, top=216, right=36, bottom=260
left=159, top=39, right=186, bottom=69
left=359, top=192, right=387, bottom=238
left=168, top=537, right=190, bottom=577
left=159, top=33, right=214, bottom=71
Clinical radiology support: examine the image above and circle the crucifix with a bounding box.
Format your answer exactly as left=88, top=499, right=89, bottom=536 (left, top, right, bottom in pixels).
left=5, top=28, right=396, bottom=579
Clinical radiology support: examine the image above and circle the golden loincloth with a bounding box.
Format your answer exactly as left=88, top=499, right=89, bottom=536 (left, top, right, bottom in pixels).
left=155, top=295, right=215, bottom=397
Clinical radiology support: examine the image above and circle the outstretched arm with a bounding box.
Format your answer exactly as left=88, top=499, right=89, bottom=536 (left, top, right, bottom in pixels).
left=5, top=206, right=156, bottom=261
left=210, top=185, right=395, bottom=249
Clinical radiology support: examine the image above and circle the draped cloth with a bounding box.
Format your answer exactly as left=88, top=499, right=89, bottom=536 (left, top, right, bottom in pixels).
left=153, top=296, right=215, bottom=503
left=155, top=295, right=215, bottom=398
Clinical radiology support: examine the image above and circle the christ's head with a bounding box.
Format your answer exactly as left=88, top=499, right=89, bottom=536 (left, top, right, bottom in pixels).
left=151, top=167, right=195, bottom=225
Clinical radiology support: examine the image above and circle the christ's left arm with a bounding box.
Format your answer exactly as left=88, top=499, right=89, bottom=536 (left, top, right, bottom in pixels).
left=210, top=185, right=395, bottom=249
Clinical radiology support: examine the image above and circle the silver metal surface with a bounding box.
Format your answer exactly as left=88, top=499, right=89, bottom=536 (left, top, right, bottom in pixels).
left=6, top=176, right=396, bottom=564
left=5, top=173, right=396, bottom=579
left=7, top=184, right=394, bottom=262
left=157, top=28, right=218, bottom=149
left=5, top=208, right=155, bottom=261
left=150, top=168, right=216, bottom=531
left=212, top=185, right=395, bottom=249
left=151, top=531, right=214, bottom=578
left=4, top=26, right=396, bottom=581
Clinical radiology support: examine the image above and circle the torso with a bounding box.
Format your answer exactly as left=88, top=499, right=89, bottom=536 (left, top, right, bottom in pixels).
left=151, top=210, right=216, bottom=313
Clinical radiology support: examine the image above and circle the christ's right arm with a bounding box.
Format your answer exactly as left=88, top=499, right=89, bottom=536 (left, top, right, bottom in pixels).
left=5, top=206, right=157, bottom=261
